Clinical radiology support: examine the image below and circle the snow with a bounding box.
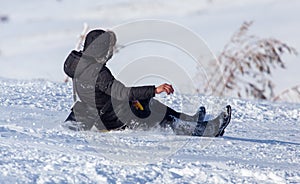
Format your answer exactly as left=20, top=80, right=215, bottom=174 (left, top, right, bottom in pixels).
left=0, top=0, right=300, bottom=183
left=0, top=78, right=299, bottom=183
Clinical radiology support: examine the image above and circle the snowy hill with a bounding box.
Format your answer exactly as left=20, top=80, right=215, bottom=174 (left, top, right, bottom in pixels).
left=1, top=0, right=300, bottom=183
left=0, top=78, right=299, bottom=183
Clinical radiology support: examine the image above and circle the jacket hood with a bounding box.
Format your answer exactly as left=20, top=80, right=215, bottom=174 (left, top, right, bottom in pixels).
left=64, top=50, right=96, bottom=78
left=83, top=29, right=116, bottom=62
left=64, top=30, right=116, bottom=78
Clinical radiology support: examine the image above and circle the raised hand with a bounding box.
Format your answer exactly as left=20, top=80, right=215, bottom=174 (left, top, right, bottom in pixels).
left=155, top=83, right=174, bottom=95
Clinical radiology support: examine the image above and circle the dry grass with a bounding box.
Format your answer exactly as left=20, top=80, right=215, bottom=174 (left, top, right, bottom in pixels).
left=203, top=21, right=298, bottom=101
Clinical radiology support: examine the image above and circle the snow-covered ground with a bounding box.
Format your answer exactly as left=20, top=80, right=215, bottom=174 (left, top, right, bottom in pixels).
left=0, top=78, right=299, bottom=183
left=1, top=0, right=300, bottom=183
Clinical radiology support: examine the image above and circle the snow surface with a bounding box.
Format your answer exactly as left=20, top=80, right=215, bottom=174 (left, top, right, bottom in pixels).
left=1, top=0, right=300, bottom=183
left=0, top=78, right=299, bottom=183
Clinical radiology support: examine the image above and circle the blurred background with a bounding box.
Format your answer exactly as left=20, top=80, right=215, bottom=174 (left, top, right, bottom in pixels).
left=0, top=0, right=299, bottom=102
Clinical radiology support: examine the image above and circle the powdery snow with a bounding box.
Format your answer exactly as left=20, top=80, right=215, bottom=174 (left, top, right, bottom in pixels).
left=0, top=78, right=299, bottom=183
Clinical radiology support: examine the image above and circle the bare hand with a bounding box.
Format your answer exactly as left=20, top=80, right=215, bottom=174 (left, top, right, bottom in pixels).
left=155, top=83, right=174, bottom=95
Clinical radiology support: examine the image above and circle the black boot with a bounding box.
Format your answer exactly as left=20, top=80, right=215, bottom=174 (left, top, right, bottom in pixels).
left=192, top=106, right=207, bottom=136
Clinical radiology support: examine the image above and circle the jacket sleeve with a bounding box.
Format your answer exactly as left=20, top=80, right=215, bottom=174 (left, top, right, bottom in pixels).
left=96, top=66, right=155, bottom=101
left=109, top=80, right=155, bottom=101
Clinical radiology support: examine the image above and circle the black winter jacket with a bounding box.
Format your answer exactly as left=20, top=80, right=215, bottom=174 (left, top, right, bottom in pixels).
left=64, top=50, right=155, bottom=130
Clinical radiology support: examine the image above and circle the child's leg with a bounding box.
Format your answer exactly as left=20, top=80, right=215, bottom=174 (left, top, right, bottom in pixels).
left=149, top=99, right=200, bottom=125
